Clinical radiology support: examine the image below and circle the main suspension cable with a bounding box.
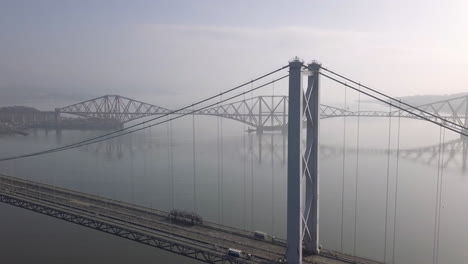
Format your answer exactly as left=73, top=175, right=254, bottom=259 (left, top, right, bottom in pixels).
left=318, top=65, right=467, bottom=131
left=318, top=72, right=468, bottom=137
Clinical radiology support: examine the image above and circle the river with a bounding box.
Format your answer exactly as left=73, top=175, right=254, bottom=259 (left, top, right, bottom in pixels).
left=0, top=115, right=466, bottom=264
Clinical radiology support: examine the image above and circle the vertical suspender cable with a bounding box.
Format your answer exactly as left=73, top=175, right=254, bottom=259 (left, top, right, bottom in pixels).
left=384, top=103, right=393, bottom=262
left=150, top=125, right=154, bottom=210
left=94, top=136, right=100, bottom=199
left=220, top=93, right=224, bottom=224
left=353, top=84, right=362, bottom=257
left=249, top=133, right=254, bottom=229
left=166, top=117, right=172, bottom=210
left=166, top=120, right=169, bottom=208
left=432, top=126, right=442, bottom=264
left=271, top=81, right=275, bottom=236
left=243, top=87, right=247, bottom=230
left=131, top=138, right=135, bottom=204
left=433, top=126, right=445, bottom=264
left=435, top=128, right=446, bottom=264
left=217, top=101, right=221, bottom=223
left=251, top=84, right=255, bottom=229
left=392, top=101, right=402, bottom=264
left=143, top=128, right=149, bottom=206
left=170, top=120, right=174, bottom=209
left=192, top=106, right=197, bottom=212
left=340, top=83, right=347, bottom=252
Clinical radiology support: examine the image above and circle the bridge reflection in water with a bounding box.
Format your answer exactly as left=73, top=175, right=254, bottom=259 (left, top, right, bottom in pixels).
left=79, top=132, right=468, bottom=172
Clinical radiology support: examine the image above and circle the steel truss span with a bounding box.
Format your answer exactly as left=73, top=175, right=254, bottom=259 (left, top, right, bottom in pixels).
left=58, top=94, right=468, bottom=134
left=59, top=95, right=172, bottom=124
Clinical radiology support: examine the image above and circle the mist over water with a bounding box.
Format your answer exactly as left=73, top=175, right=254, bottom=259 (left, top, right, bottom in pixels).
left=0, top=115, right=467, bottom=263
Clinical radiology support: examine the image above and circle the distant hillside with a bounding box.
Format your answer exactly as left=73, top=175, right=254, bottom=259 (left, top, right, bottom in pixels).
left=0, top=106, right=40, bottom=113
left=397, top=92, right=468, bottom=106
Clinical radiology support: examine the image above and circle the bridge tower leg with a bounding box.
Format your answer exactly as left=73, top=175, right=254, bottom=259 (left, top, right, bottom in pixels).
left=304, top=62, right=320, bottom=254
left=287, top=59, right=320, bottom=264
left=287, top=58, right=304, bottom=264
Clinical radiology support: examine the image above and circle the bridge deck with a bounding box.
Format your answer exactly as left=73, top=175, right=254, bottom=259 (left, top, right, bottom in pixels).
left=0, top=173, right=381, bottom=264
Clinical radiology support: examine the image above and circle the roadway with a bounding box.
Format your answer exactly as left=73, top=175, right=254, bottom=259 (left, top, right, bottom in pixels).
left=0, top=173, right=381, bottom=264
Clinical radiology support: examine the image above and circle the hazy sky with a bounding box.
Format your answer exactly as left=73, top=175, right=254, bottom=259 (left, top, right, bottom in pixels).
left=1, top=0, right=468, bottom=109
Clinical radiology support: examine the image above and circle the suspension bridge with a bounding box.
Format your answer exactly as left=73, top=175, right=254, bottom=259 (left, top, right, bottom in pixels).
left=0, top=58, right=466, bottom=264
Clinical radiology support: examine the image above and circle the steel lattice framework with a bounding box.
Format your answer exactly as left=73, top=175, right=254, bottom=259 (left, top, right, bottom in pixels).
left=58, top=94, right=468, bottom=133
left=59, top=95, right=171, bottom=123
left=181, top=96, right=289, bottom=132
left=395, top=95, right=468, bottom=130
left=180, top=96, right=354, bottom=132
left=323, top=95, right=468, bottom=132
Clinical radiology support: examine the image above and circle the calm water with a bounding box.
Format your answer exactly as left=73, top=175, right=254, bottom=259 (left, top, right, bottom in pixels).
left=0, top=116, right=467, bottom=264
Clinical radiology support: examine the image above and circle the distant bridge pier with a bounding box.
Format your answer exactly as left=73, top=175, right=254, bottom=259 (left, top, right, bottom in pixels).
left=54, top=108, right=61, bottom=130
left=462, top=140, right=468, bottom=172
left=462, top=128, right=468, bottom=139
left=461, top=127, right=468, bottom=172
left=465, top=95, right=468, bottom=131
left=254, top=125, right=287, bottom=134
left=55, top=127, right=62, bottom=144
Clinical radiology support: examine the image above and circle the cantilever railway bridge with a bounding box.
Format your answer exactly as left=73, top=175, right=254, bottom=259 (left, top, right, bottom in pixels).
left=0, top=59, right=466, bottom=264
left=55, top=94, right=468, bottom=134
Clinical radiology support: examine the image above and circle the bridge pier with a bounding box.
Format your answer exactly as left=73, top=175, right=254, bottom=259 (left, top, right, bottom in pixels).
left=461, top=128, right=468, bottom=139
left=461, top=129, right=468, bottom=172
left=54, top=108, right=61, bottom=130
